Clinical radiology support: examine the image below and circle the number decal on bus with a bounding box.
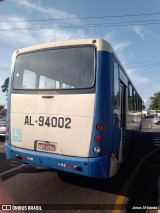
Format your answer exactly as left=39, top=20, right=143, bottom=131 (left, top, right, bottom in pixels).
left=38, top=116, right=71, bottom=128
left=24, top=115, right=71, bottom=129
left=65, top=117, right=71, bottom=129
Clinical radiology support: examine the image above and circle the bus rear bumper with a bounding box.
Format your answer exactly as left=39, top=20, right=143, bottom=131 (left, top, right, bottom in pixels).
left=5, top=143, right=112, bottom=179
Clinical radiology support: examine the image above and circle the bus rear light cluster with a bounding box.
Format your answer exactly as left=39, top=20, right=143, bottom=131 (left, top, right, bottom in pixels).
left=6, top=117, right=9, bottom=123
left=93, top=122, right=104, bottom=154
left=94, top=122, right=104, bottom=143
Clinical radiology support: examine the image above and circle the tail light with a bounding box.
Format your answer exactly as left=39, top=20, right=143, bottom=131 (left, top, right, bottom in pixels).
left=96, top=123, right=105, bottom=132
left=95, top=135, right=102, bottom=142
left=94, top=122, right=104, bottom=143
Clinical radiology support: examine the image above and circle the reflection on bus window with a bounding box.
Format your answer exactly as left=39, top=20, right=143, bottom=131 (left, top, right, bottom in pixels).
left=39, top=76, right=60, bottom=89
left=22, top=69, right=36, bottom=89
left=114, top=61, right=120, bottom=111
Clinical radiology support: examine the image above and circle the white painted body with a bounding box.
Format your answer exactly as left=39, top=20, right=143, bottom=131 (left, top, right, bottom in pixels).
left=11, top=93, right=95, bottom=157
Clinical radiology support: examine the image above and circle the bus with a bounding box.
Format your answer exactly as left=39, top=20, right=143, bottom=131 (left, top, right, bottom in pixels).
left=5, top=38, right=142, bottom=179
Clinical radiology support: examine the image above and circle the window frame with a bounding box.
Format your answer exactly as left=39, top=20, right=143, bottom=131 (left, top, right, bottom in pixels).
left=12, top=45, right=96, bottom=91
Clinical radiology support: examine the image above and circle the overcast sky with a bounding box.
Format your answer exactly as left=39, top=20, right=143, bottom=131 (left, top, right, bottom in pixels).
left=1, top=0, right=160, bottom=108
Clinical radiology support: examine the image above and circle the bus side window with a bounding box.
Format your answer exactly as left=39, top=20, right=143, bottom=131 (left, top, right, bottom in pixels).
left=114, top=61, right=120, bottom=111
left=133, top=89, right=136, bottom=111
left=128, top=84, right=133, bottom=110
left=138, top=97, right=142, bottom=111
left=136, top=94, right=139, bottom=111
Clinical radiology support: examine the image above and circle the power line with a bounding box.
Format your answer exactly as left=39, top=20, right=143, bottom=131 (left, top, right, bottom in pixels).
left=130, top=68, right=160, bottom=76
left=0, top=67, right=10, bottom=74
left=127, top=62, right=160, bottom=68
left=125, top=62, right=160, bottom=75
left=124, top=60, right=160, bottom=66
left=2, top=19, right=160, bottom=31
left=123, top=61, right=160, bottom=76
left=0, top=66, right=10, bottom=69
left=1, top=11, right=160, bottom=22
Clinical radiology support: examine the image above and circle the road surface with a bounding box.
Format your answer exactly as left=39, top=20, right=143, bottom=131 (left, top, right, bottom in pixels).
left=0, top=118, right=159, bottom=212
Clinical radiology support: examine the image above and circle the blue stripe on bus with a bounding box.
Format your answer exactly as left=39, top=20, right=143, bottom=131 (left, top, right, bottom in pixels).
left=89, top=51, right=115, bottom=158
left=5, top=144, right=111, bottom=179
left=88, top=154, right=111, bottom=178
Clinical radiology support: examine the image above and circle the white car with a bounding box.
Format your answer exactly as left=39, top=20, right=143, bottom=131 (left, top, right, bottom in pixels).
left=153, top=114, right=160, bottom=125
left=0, top=117, right=6, bottom=136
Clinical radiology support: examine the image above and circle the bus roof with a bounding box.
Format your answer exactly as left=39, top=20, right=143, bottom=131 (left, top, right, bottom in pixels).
left=16, top=38, right=114, bottom=54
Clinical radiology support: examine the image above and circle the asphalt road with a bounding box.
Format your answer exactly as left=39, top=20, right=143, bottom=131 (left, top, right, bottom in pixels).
left=0, top=118, right=160, bottom=213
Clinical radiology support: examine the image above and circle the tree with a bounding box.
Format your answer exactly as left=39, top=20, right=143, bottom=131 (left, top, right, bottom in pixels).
left=149, top=92, right=160, bottom=110
left=1, top=77, right=9, bottom=95
left=142, top=104, right=146, bottom=110
left=0, top=105, right=5, bottom=111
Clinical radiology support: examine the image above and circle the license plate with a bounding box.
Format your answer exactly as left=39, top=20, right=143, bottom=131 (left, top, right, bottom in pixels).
left=36, top=141, right=57, bottom=153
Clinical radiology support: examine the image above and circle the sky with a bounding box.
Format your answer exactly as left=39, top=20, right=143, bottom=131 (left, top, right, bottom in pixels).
left=1, top=0, right=160, bottom=109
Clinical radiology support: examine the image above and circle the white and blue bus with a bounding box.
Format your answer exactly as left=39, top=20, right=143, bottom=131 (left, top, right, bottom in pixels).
left=5, top=39, right=142, bottom=179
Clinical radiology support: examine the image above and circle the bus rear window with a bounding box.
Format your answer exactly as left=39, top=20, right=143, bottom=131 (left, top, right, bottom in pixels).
left=13, top=46, right=95, bottom=90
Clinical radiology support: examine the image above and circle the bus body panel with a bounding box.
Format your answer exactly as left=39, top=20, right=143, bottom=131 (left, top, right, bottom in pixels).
left=89, top=51, right=114, bottom=157
left=5, top=143, right=112, bottom=179
left=10, top=93, right=95, bottom=157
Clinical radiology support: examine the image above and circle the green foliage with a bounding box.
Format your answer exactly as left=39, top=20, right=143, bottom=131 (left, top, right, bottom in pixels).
left=1, top=77, right=9, bottom=94
left=149, top=92, right=160, bottom=110
left=0, top=105, right=5, bottom=111
left=142, top=105, right=146, bottom=110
